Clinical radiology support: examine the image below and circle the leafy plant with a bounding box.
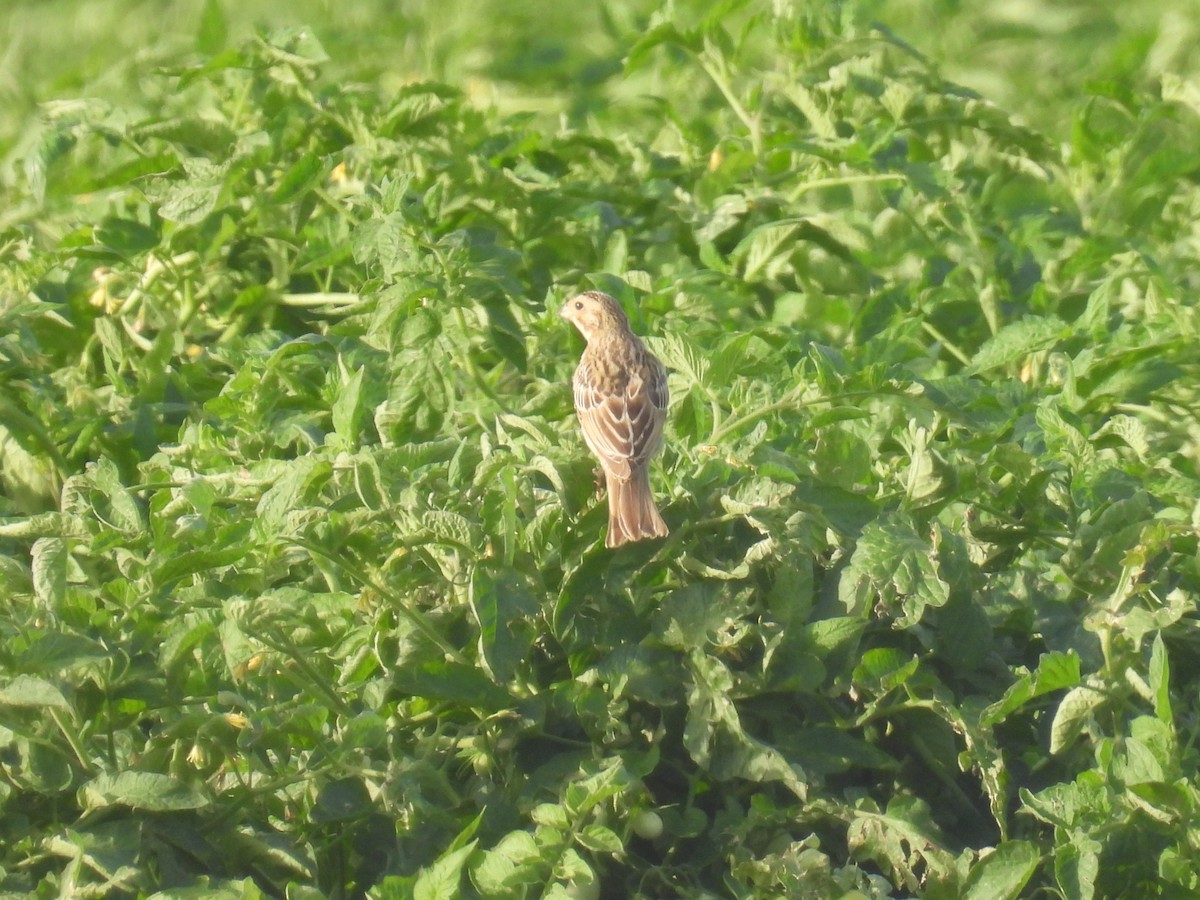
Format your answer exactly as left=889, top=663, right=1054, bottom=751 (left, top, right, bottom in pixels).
left=2, top=0, right=1200, bottom=897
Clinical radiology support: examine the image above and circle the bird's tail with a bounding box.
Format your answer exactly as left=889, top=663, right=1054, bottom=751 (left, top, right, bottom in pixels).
left=606, top=467, right=668, bottom=548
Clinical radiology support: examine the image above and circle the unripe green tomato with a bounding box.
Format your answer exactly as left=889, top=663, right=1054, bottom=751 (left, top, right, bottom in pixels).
left=632, top=809, right=664, bottom=840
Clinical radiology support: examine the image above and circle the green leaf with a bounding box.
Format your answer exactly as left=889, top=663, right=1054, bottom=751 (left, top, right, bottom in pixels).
left=390, top=659, right=512, bottom=710
left=0, top=674, right=72, bottom=711
left=961, top=841, right=1039, bottom=900
left=469, top=563, right=538, bottom=684
left=0, top=416, right=64, bottom=512
left=155, top=157, right=229, bottom=224
left=967, top=316, right=1067, bottom=373
left=839, top=517, right=950, bottom=625
left=1054, top=836, right=1100, bottom=900
left=684, top=652, right=806, bottom=800
left=272, top=151, right=324, bottom=203
left=86, top=456, right=145, bottom=533
left=196, top=0, right=228, bottom=54
left=531, top=803, right=570, bottom=829
left=1049, top=684, right=1106, bottom=755
left=787, top=725, right=897, bottom=778
left=132, top=116, right=237, bottom=154
left=377, top=351, right=448, bottom=438
left=1149, top=633, right=1172, bottom=725
left=626, top=22, right=700, bottom=71
left=852, top=649, right=920, bottom=693
left=138, top=877, right=267, bottom=898
left=413, top=840, right=477, bottom=900
left=94, top=216, right=161, bottom=257
left=471, top=830, right=541, bottom=894
left=1020, top=777, right=1109, bottom=830
left=846, top=795, right=953, bottom=892
left=253, top=457, right=331, bottom=535
left=732, top=221, right=799, bottom=283
left=802, top=617, right=864, bottom=655
left=1036, top=402, right=1095, bottom=468
left=652, top=332, right=709, bottom=389
left=332, top=364, right=367, bottom=443
left=311, top=777, right=372, bottom=823
left=576, top=824, right=623, bottom=854
left=81, top=772, right=210, bottom=811
left=31, top=536, right=67, bottom=607
left=981, top=651, right=1081, bottom=726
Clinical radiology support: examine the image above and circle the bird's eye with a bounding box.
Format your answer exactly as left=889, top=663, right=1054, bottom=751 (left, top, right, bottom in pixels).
left=575, top=301, right=583, bottom=310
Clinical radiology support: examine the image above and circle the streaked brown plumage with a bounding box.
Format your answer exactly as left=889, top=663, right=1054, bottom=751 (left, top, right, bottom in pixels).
left=560, top=290, right=669, bottom=548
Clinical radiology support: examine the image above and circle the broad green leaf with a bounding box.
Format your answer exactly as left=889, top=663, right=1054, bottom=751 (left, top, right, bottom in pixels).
left=146, top=877, right=268, bottom=898
left=81, top=772, right=210, bottom=811
left=733, top=221, right=799, bottom=283
left=655, top=584, right=731, bottom=650
left=1113, top=735, right=1165, bottom=786
left=839, top=517, right=950, bottom=625
left=1149, top=633, right=1172, bottom=725
left=961, top=841, right=1039, bottom=900
left=967, top=316, right=1067, bottom=374
left=1020, top=776, right=1110, bottom=830
left=420, top=510, right=476, bottom=546
left=981, top=651, right=1081, bottom=727
left=155, top=157, right=228, bottom=224
left=31, top=536, right=66, bottom=607
left=196, top=0, right=228, bottom=54
left=13, top=631, right=109, bottom=675
left=531, top=803, right=570, bottom=829
left=254, top=458, right=331, bottom=535
left=87, top=456, right=144, bottom=533
left=332, top=364, right=366, bottom=443
left=787, top=726, right=896, bottom=778
left=131, top=116, right=237, bottom=154
left=0, top=417, right=63, bottom=513
left=1035, top=402, right=1094, bottom=469
left=684, top=652, right=806, bottom=800
left=469, top=563, right=538, bottom=684
left=0, top=674, right=72, bottom=711
left=390, top=659, right=512, bottom=710
left=576, top=824, right=623, bottom=854
left=1054, top=836, right=1100, bottom=900
left=852, top=648, right=920, bottom=693
left=94, top=216, right=160, bottom=257
left=413, top=840, right=477, bottom=900
left=626, top=22, right=700, bottom=71
left=471, top=830, right=541, bottom=894
left=272, top=151, right=323, bottom=203
left=802, top=617, right=864, bottom=655
left=846, top=795, right=953, bottom=892
left=311, top=777, right=372, bottom=823
left=1049, top=684, right=1106, bottom=755
left=152, top=530, right=250, bottom=587
left=652, top=332, right=709, bottom=389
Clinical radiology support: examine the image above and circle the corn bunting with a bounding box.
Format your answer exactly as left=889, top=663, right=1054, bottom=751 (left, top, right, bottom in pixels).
left=561, top=291, right=669, bottom=547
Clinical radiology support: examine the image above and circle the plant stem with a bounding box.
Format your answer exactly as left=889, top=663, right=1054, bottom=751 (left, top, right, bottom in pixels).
left=698, top=52, right=761, bottom=157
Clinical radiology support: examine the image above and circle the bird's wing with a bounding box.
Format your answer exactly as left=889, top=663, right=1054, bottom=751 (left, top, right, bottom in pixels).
left=574, top=348, right=667, bottom=480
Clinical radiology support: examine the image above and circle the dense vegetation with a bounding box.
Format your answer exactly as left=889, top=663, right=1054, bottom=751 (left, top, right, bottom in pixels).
left=2, top=0, right=1200, bottom=896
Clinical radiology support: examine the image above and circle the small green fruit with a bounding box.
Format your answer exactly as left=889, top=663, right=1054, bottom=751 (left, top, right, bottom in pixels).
left=632, top=809, right=664, bottom=840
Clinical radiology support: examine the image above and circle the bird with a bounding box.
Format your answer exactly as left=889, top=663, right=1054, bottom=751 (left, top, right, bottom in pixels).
left=560, top=290, right=669, bottom=548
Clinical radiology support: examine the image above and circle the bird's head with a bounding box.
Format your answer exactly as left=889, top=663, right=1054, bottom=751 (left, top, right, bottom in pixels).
left=560, top=291, right=631, bottom=343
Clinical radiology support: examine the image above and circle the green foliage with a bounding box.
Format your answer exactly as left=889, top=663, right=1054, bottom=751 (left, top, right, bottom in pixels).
left=3, top=0, right=1200, bottom=896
